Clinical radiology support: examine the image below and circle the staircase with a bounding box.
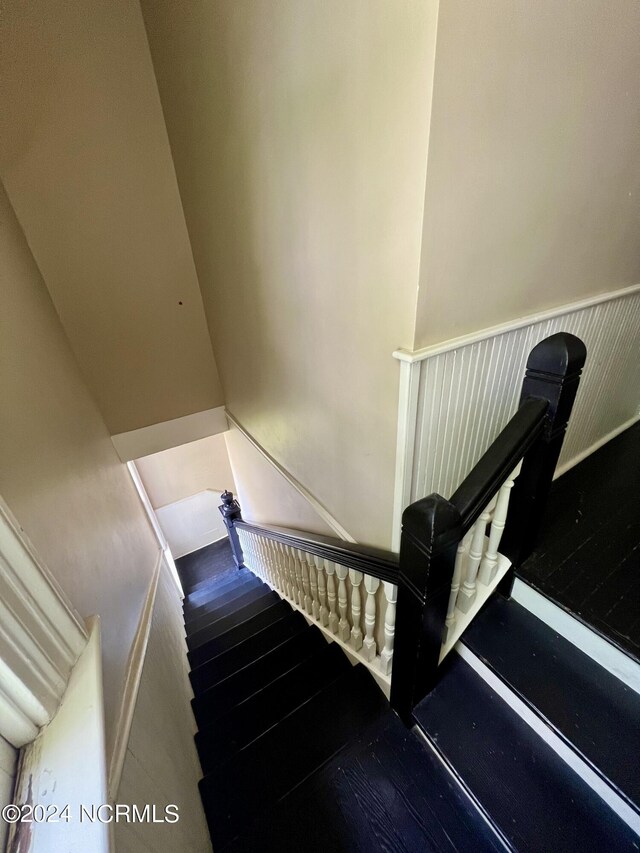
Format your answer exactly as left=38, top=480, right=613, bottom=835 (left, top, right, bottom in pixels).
left=182, top=552, right=640, bottom=851
left=183, top=562, right=502, bottom=851
left=180, top=334, right=639, bottom=850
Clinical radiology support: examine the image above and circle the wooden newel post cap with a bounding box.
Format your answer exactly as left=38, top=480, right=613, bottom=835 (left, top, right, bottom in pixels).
left=219, top=490, right=242, bottom=520
left=526, top=332, right=587, bottom=378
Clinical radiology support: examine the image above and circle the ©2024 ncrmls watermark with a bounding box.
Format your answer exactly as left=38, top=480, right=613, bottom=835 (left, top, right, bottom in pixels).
left=2, top=803, right=180, bottom=824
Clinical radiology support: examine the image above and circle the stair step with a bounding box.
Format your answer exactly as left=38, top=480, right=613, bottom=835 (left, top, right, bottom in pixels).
left=183, top=569, right=254, bottom=609
left=185, top=581, right=268, bottom=632
left=188, top=600, right=292, bottom=669
left=199, top=665, right=387, bottom=849
left=189, top=612, right=308, bottom=694
left=413, top=654, right=639, bottom=852
left=187, top=590, right=281, bottom=650
left=195, top=642, right=351, bottom=769
left=463, top=595, right=640, bottom=812
left=191, top=624, right=326, bottom=718
left=188, top=566, right=246, bottom=594
left=225, top=712, right=504, bottom=853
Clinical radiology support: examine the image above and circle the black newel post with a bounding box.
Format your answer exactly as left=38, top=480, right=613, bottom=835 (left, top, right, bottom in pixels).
left=219, top=491, right=246, bottom=569
left=390, top=495, right=462, bottom=724
left=500, top=332, right=587, bottom=573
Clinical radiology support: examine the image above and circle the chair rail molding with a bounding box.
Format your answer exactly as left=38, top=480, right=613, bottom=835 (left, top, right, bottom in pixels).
left=392, top=284, right=640, bottom=549
left=0, top=496, right=87, bottom=747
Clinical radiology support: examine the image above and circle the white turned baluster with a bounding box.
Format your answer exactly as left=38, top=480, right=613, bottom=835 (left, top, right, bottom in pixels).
left=362, top=575, right=380, bottom=662
left=263, top=538, right=273, bottom=585
left=479, top=468, right=518, bottom=585
left=270, top=541, right=281, bottom=591
left=293, top=548, right=305, bottom=607
left=308, top=553, right=320, bottom=619
left=278, top=542, right=289, bottom=596
left=286, top=545, right=296, bottom=601
left=254, top=537, right=266, bottom=581
left=379, top=582, right=397, bottom=675
left=444, top=540, right=466, bottom=641
left=349, top=570, right=364, bottom=650
left=315, top=556, right=329, bottom=626
left=299, top=549, right=313, bottom=614
left=457, top=510, right=491, bottom=613
left=324, top=560, right=339, bottom=633
left=335, top=565, right=350, bottom=642
left=271, top=541, right=281, bottom=591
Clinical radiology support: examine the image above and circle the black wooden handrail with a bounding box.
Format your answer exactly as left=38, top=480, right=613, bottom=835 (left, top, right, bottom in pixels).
left=235, top=521, right=399, bottom=584
left=450, top=398, right=548, bottom=534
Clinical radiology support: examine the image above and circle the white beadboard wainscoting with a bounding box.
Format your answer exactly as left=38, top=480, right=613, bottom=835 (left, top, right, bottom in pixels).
left=392, top=285, right=640, bottom=548
left=113, top=557, right=212, bottom=853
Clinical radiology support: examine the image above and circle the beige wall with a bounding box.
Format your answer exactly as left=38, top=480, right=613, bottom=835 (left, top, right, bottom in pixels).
left=414, top=0, right=640, bottom=347
left=135, top=433, right=236, bottom=510
left=141, top=0, right=436, bottom=548
left=0, top=0, right=224, bottom=435
left=0, top=182, right=158, bottom=760
left=225, top=427, right=335, bottom=538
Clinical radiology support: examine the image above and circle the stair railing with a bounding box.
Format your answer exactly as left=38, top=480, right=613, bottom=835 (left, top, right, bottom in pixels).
left=219, top=332, right=586, bottom=718
left=390, top=332, right=587, bottom=721
left=219, top=492, right=400, bottom=688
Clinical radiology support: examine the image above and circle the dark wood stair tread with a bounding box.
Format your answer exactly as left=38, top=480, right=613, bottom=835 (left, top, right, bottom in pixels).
left=191, top=624, right=326, bottom=713
left=187, top=589, right=281, bottom=650
left=189, top=611, right=308, bottom=694
left=199, top=665, right=387, bottom=848
left=225, top=711, right=504, bottom=853
left=413, top=654, right=639, bottom=852
left=463, top=595, right=640, bottom=810
left=184, top=577, right=264, bottom=625
left=183, top=569, right=255, bottom=609
left=188, top=599, right=292, bottom=668
left=195, top=642, right=351, bottom=769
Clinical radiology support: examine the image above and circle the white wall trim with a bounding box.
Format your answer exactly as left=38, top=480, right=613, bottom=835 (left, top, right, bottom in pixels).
left=394, top=283, right=640, bottom=363
left=107, top=553, right=162, bottom=801
left=391, top=286, right=640, bottom=546
left=225, top=410, right=356, bottom=542
left=512, top=579, right=640, bottom=695
left=456, top=643, right=640, bottom=835
left=8, top=616, right=110, bottom=853
left=111, top=406, right=228, bottom=462
left=392, top=360, right=421, bottom=552
left=127, top=461, right=183, bottom=597
left=0, top=496, right=87, bottom=748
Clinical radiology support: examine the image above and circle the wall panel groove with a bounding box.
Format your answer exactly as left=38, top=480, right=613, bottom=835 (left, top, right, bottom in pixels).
left=393, top=288, right=640, bottom=545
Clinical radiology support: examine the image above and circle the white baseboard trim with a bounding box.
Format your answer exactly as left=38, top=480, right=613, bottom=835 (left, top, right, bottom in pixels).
left=107, top=552, right=162, bottom=801
left=225, top=410, right=356, bottom=542
left=456, top=643, right=640, bottom=835
left=512, top=579, right=640, bottom=695
left=553, top=413, right=640, bottom=480
left=112, top=406, right=228, bottom=462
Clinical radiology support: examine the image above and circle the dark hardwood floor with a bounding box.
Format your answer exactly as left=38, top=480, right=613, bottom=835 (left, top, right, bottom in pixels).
left=176, top=539, right=237, bottom=594
left=517, top=421, right=640, bottom=660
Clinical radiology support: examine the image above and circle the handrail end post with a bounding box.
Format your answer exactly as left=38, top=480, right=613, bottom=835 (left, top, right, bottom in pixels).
left=219, top=490, right=246, bottom=569
left=502, top=332, right=586, bottom=569
left=390, top=494, right=462, bottom=724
